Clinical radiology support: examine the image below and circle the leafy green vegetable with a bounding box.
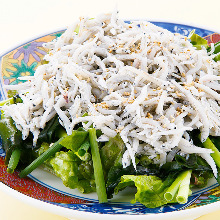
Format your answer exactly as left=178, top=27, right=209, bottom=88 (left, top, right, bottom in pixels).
left=75, top=157, right=96, bottom=193
left=50, top=151, right=79, bottom=189
left=12, top=94, right=23, bottom=104
left=77, top=179, right=96, bottom=193
left=201, top=136, right=220, bottom=168
left=7, top=90, right=18, bottom=98
left=115, top=175, right=169, bottom=208
left=114, top=177, right=135, bottom=194
left=0, top=117, right=22, bottom=162
left=165, top=170, right=192, bottom=203
left=188, top=30, right=208, bottom=49
left=75, top=140, right=91, bottom=161
left=159, top=154, right=212, bottom=180
left=0, top=116, right=34, bottom=169
left=106, top=164, right=159, bottom=199
left=19, top=129, right=88, bottom=177
left=78, top=160, right=94, bottom=180
left=115, top=170, right=192, bottom=208
left=139, top=155, right=153, bottom=167
left=0, top=94, right=22, bottom=108
left=45, top=142, right=95, bottom=193
left=7, top=148, right=21, bottom=173
left=175, top=154, right=210, bottom=170
left=37, top=142, right=50, bottom=156
left=19, top=137, right=65, bottom=178
left=213, top=53, right=220, bottom=62
left=60, top=130, right=88, bottom=152
left=191, top=170, right=213, bottom=188
left=37, top=115, right=65, bottom=144
left=189, top=30, right=220, bottom=61
left=100, top=134, right=125, bottom=173
left=89, top=128, right=107, bottom=203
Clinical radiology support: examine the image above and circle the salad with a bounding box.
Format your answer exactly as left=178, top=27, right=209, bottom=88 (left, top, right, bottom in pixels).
left=1, top=10, right=220, bottom=208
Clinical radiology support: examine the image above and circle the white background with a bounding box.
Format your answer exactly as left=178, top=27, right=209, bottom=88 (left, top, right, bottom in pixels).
left=1, top=0, right=220, bottom=53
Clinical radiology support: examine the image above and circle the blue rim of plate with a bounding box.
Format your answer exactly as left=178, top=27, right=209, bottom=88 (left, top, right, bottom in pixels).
left=0, top=21, right=219, bottom=215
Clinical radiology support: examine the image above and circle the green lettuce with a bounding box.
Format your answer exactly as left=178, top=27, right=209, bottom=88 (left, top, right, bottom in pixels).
left=49, top=149, right=96, bottom=193
left=115, top=170, right=192, bottom=208
left=100, top=134, right=125, bottom=173
left=49, top=151, right=79, bottom=189
left=48, top=130, right=97, bottom=193
left=189, top=30, right=208, bottom=50
left=36, top=127, right=96, bottom=194
left=77, top=179, right=96, bottom=194
left=75, top=140, right=91, bottom=161
left=59, top=130, right=88, bottom=152
left=189, top=30, right=220, bottom=61
left=115, top=175, right=170, bottom=208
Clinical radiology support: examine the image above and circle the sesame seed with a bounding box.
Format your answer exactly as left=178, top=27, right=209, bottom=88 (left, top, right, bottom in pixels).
left=123, top=92, right=130, bottom=96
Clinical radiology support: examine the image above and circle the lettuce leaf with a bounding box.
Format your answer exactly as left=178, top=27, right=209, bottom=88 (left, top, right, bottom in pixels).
left=188, top=30, right=208, bottom=50
left=59, top=130, right=88, bottom=152
left=115, top=175, right=170, bottom=208
left=115, top=169, right=194, bottom=208
left=106, top=164, right=159, bottom=199
left=100, top=134, right=125, bottom=172
left=49, top=151, right=80, bottom=189
left=49, top=150, right=96, bottom=193
left=77, top=179, right=96, bottom=193
left=75, top=140, right=91, bottom=161
left=188, top=30, right=220, bottom=61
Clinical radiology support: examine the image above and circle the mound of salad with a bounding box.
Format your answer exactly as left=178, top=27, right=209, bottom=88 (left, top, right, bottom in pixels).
left=1, top=10, right=220, bottom=208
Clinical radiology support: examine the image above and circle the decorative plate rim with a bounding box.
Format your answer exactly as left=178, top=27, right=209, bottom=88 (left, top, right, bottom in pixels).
left=1, top=19, right=220, bottom=58
left=1, top=182, right=220, bottom=220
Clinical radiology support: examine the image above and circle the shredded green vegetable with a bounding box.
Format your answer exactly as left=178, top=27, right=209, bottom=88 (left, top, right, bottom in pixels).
left=19, top=137, right=65, bottom=178
left=202, top=136, right=220, bottom=168
left=165, top=170, right=192, bottom=202
left=176, top=170, right=192, bottom=204
left=89, top=128, right=108, bottom=203
left=7, top=149, right=21, bottom=173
